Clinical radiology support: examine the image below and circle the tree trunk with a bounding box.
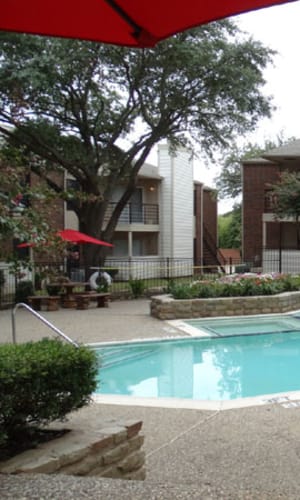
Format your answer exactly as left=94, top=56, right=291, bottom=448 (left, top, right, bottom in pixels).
left=77, top=201, right=112, bottom=279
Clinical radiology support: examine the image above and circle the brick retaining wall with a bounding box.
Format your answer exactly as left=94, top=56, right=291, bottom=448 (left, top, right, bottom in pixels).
left=150, top=292, right=300, bottom=320
left=0, top=420, right=145, bottom=481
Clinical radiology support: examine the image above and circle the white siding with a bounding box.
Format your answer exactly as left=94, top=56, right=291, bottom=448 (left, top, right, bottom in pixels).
left=158, top=144, right=194, bottom=259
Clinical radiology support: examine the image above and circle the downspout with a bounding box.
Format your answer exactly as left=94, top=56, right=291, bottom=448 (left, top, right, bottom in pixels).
left=170, top=153, right=175, bottom=260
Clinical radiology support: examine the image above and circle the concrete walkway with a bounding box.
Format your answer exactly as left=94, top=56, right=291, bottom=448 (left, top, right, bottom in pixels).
left=0, top=299, right=184, bottom=345
left=2, top=300, right=300, bottom=498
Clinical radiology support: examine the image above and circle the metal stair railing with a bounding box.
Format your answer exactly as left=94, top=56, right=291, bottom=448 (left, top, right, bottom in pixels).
left=11, top=302, right=79, bottom=347
left=203, top=224, right=226, bottom=273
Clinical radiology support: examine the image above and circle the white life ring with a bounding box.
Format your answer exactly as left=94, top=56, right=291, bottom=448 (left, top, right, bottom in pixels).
left=89, top=271, right=112, bottom=290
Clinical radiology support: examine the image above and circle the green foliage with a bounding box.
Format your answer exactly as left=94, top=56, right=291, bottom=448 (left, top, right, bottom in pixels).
left=216, top=135, right=291, bottom=201
left=170, top=274, right=300, bottom=299
left=0, top=27, right=274, bottom=267
left=218, top=204, right=241, bottom=249
left=0, top=339, right=98, bottom=448
left=15, top=280, right=34, bottom=303
left=0, top=161, right=52, bottom=246
left=269, top=170, right=300, bottom=220
left=165, top=279, right=176, bottom=294
left=96, top=275, right=109, bottom=293
left=129, top=279, right=145, bottom=298
left=34, top=272, right=42, bottom=290
left=46, top=284, right=62, bottom=296
left=167, top=283, right=195, bottom=299
left=269, top=170, right=300, bottom=248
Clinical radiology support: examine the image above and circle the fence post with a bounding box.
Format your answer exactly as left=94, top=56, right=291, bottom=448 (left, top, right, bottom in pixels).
left=128, top=256, right=132, bottom=280
left=279, top=222, right=282, bottom=273
left=166, top=257, right=170, bottom=283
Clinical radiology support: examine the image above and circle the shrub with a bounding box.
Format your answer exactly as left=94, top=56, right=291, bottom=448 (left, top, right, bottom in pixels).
left=46, top=284, right=62, bottom=296
left=168, top=283, right=194, bottom=299
left=15, top=280, right=34, bottom=304
left=96, top=275, right=109, bottom=293
left=0, top=339, right=98, bottom=448
left=170, top=274, right=300, bottom=300
left=191, top=283, right=219, bottom=298
left=129, top=279, right=145, bottom=298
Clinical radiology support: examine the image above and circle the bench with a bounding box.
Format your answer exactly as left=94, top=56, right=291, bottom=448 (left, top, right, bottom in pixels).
left=74, top=292, right=110, bottom=309
left=88, top=292, right=111, bottom=308
left=28, top=295, right=60, bottom=311
left=74, top=294, right=91, bottom=310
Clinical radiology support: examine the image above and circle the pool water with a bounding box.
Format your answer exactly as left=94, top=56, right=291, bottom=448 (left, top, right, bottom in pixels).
left=185, top=314, right=300, bottom=337
left=94, top=323, right=300, bottom=401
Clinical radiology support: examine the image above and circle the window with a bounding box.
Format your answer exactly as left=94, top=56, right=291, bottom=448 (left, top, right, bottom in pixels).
left=264, top=189, right=277, bottom=212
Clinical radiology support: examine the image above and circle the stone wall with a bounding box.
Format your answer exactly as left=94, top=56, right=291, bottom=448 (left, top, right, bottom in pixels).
left=150, top=292, right=300, bottom=320
left=0, top=420, right=145, bottom=481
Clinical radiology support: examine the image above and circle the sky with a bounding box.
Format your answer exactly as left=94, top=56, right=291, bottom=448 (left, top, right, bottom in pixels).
left=148, top=1, right=300, bottom=214
left=217, top=0, right=300, bottom=213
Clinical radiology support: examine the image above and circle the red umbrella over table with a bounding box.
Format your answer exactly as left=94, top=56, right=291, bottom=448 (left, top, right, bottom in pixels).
left=0, top=0, right=295, bottom=48
left=17, top=229, right=113, bottom=248
left=57, top=229, right=113, bottom=247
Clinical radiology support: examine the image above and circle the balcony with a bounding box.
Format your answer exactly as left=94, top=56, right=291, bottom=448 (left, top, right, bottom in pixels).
left=104, top=202, right=159, bottom=225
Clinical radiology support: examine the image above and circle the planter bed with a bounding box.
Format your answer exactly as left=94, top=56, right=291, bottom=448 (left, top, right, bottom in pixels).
left=150, top=291, right=300, bottom=320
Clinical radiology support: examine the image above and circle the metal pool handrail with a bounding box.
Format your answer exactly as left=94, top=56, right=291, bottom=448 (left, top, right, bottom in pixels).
left=11, top=302, right=79, bottom=347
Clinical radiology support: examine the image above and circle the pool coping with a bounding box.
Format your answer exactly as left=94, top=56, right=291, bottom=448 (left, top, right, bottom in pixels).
left=92, top=391, right=300, bottom=411
left=167, top=308, right=300, bottom=337
left=89, top=309, right=300, bottom=411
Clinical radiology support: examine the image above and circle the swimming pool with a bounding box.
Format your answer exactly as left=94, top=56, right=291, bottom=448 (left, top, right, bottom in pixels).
left=93, top=312, right=300, bottom=405
left=179, top=313, right=300, bottom=337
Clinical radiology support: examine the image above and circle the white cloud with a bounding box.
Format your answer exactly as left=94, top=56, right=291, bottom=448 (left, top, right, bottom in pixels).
left=237, top=1, right=300, bottom=142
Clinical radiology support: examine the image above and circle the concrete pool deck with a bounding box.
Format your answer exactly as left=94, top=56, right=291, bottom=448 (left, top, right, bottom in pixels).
left=2, top=299, right=300, bottom=498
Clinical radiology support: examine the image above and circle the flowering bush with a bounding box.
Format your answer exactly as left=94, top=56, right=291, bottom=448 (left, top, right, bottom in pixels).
left=170, top=273, right=300, bottom=300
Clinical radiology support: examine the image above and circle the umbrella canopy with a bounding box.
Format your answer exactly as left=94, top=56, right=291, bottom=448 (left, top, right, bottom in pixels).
left=17, top=229, right=113, bottom=248
left=58, top=229, right=113, bottom=247
left=1, top=0, right=295, bottom=48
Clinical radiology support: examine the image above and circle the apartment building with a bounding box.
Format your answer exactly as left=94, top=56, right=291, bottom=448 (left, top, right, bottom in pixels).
left=65, top=144, right=218, bottom=274
left=242, top=139, right=300, bottom=273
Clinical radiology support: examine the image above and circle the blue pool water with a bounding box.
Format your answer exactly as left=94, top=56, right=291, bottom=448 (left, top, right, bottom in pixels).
left=94, top=314, right=300, bottom=401
left=185, top=314, right=300, bottom=337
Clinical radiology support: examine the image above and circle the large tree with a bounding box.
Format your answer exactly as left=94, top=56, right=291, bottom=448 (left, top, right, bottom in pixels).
left=0, top=23, right=274, bottom=269
left=216, top=137, right=288, bottom=201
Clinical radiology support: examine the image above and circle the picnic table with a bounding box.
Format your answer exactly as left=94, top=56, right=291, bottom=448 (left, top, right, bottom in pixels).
left=47, top=281, right=89, bottom=308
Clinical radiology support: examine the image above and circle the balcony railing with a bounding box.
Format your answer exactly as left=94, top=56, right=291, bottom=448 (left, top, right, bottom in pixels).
left=104, top=202, right=159, bottom=225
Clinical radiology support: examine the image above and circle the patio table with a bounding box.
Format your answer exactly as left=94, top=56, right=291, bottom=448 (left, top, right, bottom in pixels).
left=47, top=282, right=89, bottom=308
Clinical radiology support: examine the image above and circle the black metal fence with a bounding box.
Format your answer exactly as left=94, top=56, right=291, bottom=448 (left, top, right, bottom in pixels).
left=0, top=257, right=246, bottom=308
left=3, top=251, right=300, bottom=308
left=261, top=248, right=300, bottom=275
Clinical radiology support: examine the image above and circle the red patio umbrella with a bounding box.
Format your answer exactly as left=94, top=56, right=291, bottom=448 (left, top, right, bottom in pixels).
left=58, top=229, right=113, bottom=247
left=1, top=0, right=295, bottom=48
left=17, top=229, right=113, bottom=248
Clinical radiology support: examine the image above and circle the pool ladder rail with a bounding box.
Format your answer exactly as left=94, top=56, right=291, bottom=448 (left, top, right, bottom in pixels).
left=11, top=302, right=79, bottom=347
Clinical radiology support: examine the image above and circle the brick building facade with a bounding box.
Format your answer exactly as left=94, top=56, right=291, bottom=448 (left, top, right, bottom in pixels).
left=242, top=139, right=300, bottom=271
